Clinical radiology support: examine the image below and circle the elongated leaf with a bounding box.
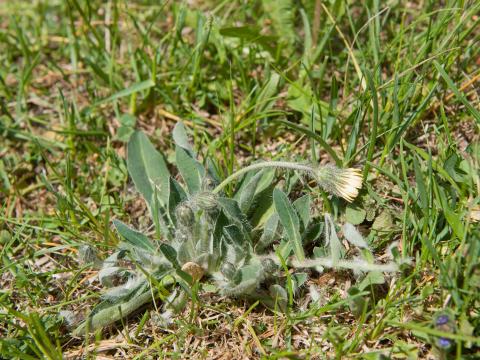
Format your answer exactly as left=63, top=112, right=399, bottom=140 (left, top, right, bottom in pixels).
left=238, top=169, right=265, bottom=213
left=256, top=213, right=279, bottom=252
left=218, top=197, right=252, bottom=234
left=342, top=223, right=369, bottom=249
left=273, top=189, right=304, bottom=261
left=172, top=122, right=194, bottom=153
left=434, top=61, right=480, bottom=123
left=127, top=131, right=170, bottom=207
left=160, top=244, right=180, bottom=268
left=113, top=219, right=155, bottom=251
left=255, top=72, right=280, bottom=113
left=222, top=224, right=249, bottom=262
left=269, top=284, right=288, bottom=311
left=274, top=119, right=341, bottom=165
left=95, top=79, right=155, bottom=107
left=168, top=177, right=187, bottom=222
left=413, top=156, right=428, bottom=211
left=324, top=214, right=343, bottom=265
left=219, top=26, right=277, bottom=54
left=151, top=191, right=172, bottom=240
left=175, top=146, right=205, bottom=194
left=293, top=194, right=311, bottom=229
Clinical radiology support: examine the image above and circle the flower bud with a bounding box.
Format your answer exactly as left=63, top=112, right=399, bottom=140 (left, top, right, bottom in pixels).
left=175, top=203, right=195, bottom=227
left=195, top=191, right=218, bottom=211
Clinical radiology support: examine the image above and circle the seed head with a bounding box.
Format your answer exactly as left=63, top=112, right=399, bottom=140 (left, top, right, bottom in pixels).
left=314, top=165, right=362, bottom=202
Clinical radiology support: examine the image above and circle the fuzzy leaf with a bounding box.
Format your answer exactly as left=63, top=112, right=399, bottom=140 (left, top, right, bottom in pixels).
left=273, top=189, right=304, bottom=261
left=293, top=194, right=311, bottom=229
left=175, top=146, right=205, bottom=194
left=292, top=272, right=308, bottom=294
left=324, top=214, right=344, bottom=265
left=234, top=262, right=263, bottom=286
left=177, top=239, right=194, bottom=265
left=113, top=219, right=155, bottom=251
left=256, top=213, right=279, bottom=252
left=127, top=131, right=170, bottom=207
left=98, top=266, right=125, bottom=288
left=342, top=223, right=369, bottom=249
left=151, top=191, right=172, bottom=240
left=172, top=122, right=194, bottom=154
left=218, top=197, right=252, bottom=234
left=223, top=224, right=245, bottom=246
left=238, top=169, right=266, bottom=213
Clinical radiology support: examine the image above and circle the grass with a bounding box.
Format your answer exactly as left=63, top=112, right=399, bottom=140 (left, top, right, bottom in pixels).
left=1, top=0, right=479, bottom=358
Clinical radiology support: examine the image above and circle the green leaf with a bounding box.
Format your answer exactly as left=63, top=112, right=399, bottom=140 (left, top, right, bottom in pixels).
left=222, top=224, right=250, bottom=263
left=413, top=156, right=428, bottom=211
left=371, top=210, right=393, bottom=232
left=346, top=204, right=366, bottom=225
left=94, top=79, right=155, bottom=107
left=261, top=0, right=295, bottom=44
left=218, top=197, right=252, bottom=234
left=172, top=122, right=194, bottom=153
left=222, top=224, right=246, bottom=247
left=273, top=189, right=304, bottom=261
left=324, top=214, right=343, bottom=265
left=256, top=213, right=279, bottom=252
left=358, top=271, right=385, bottom=291
left=292, top=272, right=308, bottom=294
left=175, top=146, right=205, bottom=194
left=274, top=119, right=341, bottom=165
left=238, top=169, right=265, bottom=213
left=347, top=286, right=367, bottom=318
left=127, top=131, right=170, bottom=207
left=160, top=244, right=180, bottom=269
left=219, top=26, right=277, bottom=54
left=255, top=72, right=281, bottom=113
left=293, top=194, right=311, bottom=229
left=168, top=177, right=187, bottom=222
left=434, top=61, right=480, bottom=123
left=444, top=207, right=465, bottom=240
left=113, top=219, right=155, bottom=251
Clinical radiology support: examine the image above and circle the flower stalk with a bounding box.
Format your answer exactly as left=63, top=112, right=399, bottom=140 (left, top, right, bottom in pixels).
left=213, top=161, right=362, bottom=202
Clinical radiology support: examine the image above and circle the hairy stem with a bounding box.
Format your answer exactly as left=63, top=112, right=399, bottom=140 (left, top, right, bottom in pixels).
left=261, top=254, right=399, bottom=273
left=212, top=161, right=314, bottom=194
